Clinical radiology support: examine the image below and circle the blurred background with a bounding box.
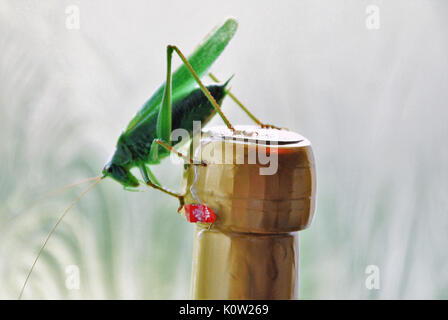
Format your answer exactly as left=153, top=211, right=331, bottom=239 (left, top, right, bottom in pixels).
left=1, top=0, right=447, bottom=299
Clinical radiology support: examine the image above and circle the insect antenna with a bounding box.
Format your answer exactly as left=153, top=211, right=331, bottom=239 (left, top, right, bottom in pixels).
left=18, top=176, right=103, bottom=299
left=10, top=175, right=103, bottom=223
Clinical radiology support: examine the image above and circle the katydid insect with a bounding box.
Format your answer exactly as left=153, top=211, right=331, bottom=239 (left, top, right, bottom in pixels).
left=19, top=18, right=278, bottom=299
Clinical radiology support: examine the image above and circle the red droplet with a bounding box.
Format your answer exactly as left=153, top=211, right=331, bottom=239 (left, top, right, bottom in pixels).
left=184, top=204, right=216, bottom=223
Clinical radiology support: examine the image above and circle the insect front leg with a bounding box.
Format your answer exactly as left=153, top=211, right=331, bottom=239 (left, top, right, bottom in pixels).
left=139, top=164, right=185, bottom=211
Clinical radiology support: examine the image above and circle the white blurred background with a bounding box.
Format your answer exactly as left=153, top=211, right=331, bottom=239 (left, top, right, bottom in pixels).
left=0, top=0, right=447, bottom=299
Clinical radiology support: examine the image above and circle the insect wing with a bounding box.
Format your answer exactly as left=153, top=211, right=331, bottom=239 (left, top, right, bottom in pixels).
left=125, top=18, right=238, bottom=132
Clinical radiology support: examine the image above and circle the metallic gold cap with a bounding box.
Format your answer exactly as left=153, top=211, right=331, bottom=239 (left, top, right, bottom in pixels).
left=184, top=125, right=316, bottom=299
left=183, top=125, right=316, bottom=233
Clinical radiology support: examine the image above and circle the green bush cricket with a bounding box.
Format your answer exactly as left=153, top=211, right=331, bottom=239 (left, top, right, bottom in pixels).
left=19, top=17, right=277, bottom=299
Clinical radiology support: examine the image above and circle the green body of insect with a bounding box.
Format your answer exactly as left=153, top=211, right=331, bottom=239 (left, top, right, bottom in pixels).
left=102, top=19, right=238, bottom=197
left=103, top=83, right=227, bottom=187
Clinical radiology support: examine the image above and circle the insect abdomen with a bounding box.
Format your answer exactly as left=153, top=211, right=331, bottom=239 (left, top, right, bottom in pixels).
left=121, top=84, right=227, bottom=164
left=171, top=84, right=227, bottom=133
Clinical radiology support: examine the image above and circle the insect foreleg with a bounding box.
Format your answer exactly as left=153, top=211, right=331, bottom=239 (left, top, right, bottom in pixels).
left=139, top=164, right=185, bottom=210
left=208, top=72, right=283, bottom=130
left=143, top=164, right=161, bottom=185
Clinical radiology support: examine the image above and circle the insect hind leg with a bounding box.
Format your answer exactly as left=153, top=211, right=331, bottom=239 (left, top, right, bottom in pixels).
left=168, top=45, right=235, bottom=131
left=208, top=72, right=284, bottom=130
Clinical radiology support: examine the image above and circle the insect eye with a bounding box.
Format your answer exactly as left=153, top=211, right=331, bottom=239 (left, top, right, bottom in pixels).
left=104, top=164, right=115, bottom=174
